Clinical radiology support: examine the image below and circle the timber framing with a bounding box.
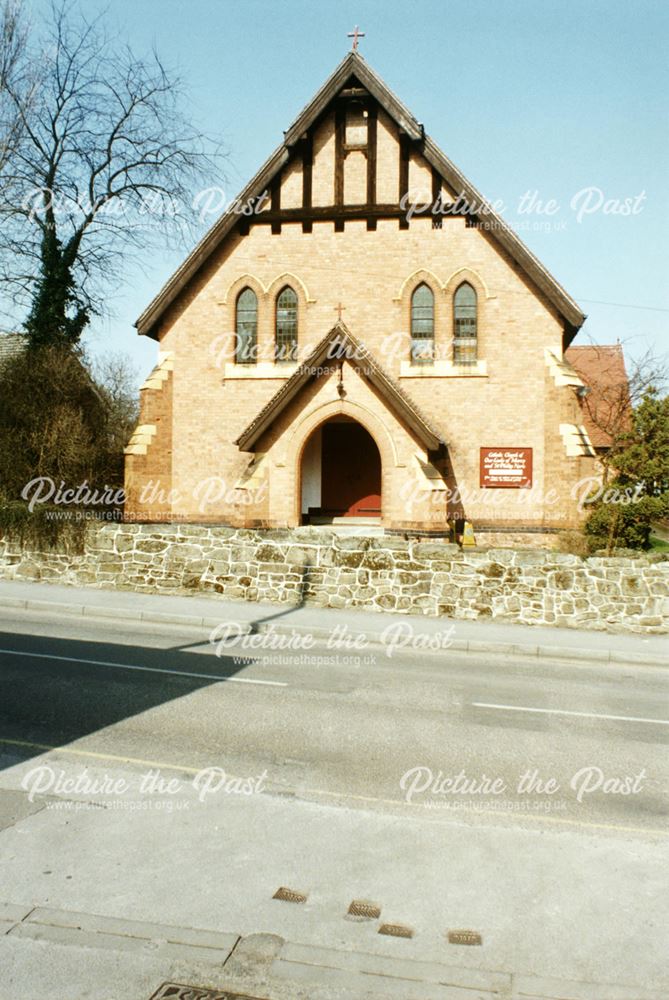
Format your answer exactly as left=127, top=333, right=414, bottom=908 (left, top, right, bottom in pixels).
left=242, top=203, right=469, bottom=226
left=301, top=133, right=313, bottom=233
left=235, top=321, right=446, bottom=452
left=135, top=51, right=585, bottom=342
left=366, top=101, right=377, bottom=229
left=398, top=132, right=410, bottom=231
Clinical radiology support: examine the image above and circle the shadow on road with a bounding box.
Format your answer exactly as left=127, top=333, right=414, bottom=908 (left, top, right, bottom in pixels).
left=174, top=558, right=315, bottom=651
left=0, top=627, right=258, bottom=771
left=0, top=562, right=318, bottom=771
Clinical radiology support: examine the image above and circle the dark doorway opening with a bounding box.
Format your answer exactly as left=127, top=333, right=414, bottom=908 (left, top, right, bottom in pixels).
left=301, top=418, right=382, bottom=520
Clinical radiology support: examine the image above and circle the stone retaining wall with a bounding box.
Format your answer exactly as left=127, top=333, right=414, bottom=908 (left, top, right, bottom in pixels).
left=1, top=524, right=667, bottom=633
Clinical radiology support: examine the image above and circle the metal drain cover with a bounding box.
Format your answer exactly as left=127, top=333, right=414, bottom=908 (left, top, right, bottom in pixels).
left=272, top=886, right=307, bottom=903
left=150, top=986, right=269, bottom=1000
left=447, top=929, right=483, bottom=946
left=348, top=899, right=381, bottom=919
left=378, top=921, right=414, bottom=939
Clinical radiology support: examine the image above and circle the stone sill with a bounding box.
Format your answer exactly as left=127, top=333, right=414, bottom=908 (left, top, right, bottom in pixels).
left=224, top=363, right=298, bottom=379
left=399, top=360, right=488, bottom=378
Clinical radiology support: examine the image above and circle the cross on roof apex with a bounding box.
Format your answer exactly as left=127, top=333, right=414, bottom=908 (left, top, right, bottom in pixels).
left=347, top=25, right=365, bottom=51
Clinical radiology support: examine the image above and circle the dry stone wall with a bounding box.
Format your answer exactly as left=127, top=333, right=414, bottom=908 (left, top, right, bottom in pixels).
left=0, top=524, right=667, bottom=633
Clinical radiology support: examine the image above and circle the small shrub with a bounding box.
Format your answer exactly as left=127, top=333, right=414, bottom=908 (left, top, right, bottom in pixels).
left=585, top=502, right=653, bottom=553
left=0, top=500, right=86, bottom=552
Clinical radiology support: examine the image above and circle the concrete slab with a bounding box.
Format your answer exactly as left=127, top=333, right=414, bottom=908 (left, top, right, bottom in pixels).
left=26, top=905, right=240, bottom=952
left=0, top=901, right=33, bottom=923
left=0, top=933, right=241, bottom=1000
left=8, top=921, right=155, bottom=952
left=0, top=788, right=46, bottom=832
left=271, top=958, right=503, bottom=999
left=276, top=939, right=511, bottom=990
left=514, top=971, right=667, bottom=1000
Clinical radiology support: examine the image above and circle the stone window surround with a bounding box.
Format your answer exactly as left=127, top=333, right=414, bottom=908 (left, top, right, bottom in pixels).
left=220, top=272, right=313, bottom=373
left=399, top=358, right=488, bottom=378
left=395, top=267, right=491, bottom=377
left=221, top=268, right=491, bottom=377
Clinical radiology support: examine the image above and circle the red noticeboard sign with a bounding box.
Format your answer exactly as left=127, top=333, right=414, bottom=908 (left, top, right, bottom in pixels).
left=480, top=448, right=533, bottom=489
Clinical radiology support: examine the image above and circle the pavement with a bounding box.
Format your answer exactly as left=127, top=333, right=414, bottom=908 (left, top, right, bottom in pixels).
left=0, top=578, right=666, bottom=666
left=2, top=900, right=666, bottom=999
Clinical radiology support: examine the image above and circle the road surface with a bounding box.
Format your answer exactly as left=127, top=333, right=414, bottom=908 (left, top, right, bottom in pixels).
left=0, top=604, right=667, bottom=999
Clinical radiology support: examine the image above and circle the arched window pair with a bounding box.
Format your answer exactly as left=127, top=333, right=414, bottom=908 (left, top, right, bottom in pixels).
left=235, top=286, right=298, bottom=364
left=410, top=282, right=478, bottom=365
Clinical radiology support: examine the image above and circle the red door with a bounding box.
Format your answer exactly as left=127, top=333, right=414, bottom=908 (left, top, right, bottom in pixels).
left=321, top=422, right=381, bottom=517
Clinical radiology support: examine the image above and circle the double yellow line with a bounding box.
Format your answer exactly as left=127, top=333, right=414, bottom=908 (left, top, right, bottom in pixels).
left=1, top=736, right=666, bottom=839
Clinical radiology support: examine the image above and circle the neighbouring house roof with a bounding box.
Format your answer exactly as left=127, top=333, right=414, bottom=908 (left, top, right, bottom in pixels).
left=565, top=344, right=630, bottom=450
left=235, top=321, right=446, bottom=452
left=0, top=331, right=109, bottom=408
left=135, top=51, right=585, bottom=341
left=0, top=331, right=27, bottom=364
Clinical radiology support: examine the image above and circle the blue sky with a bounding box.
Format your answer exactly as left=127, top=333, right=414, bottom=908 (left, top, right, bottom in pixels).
left=25, top=0, right=669, bottom=382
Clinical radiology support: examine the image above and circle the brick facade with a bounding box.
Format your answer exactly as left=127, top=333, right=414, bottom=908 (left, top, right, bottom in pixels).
left=125, top=54, right=598, bottom=541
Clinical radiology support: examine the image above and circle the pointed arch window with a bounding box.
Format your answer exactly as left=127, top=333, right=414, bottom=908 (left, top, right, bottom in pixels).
left=275, top=286, right=298, bottom=363
left=411, top=283, right=435, bottom=364
left=235, top=288, right=257, bottom=364
left=453, top=282, right=477, bottom=366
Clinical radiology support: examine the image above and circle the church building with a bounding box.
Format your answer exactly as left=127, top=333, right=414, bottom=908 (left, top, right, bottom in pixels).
left=125, top=50, right=602, bottom=543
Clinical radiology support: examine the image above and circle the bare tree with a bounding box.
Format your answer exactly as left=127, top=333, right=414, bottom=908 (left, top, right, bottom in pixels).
left=578, top=342, right=668, bottom=484
left=0, top=1, right=223, bottom=344
left=92, top=351, right=140, bottom=455
left=0, top=1, right=31, bottom=198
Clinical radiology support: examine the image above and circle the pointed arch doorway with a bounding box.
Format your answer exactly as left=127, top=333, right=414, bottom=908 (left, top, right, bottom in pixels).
left=300, top=417, right=382, bottom=521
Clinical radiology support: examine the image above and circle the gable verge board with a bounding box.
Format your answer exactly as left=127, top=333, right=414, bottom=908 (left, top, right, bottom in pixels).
left=235, top=322, right=445, bottom=453
left=135, top=52, right=585, bottom=341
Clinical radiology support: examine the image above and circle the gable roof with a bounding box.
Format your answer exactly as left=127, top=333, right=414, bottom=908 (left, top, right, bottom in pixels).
left=565, top=344, right=630, bottom=449
left=235, top=321, right=445, bottom=452
left=136, top=51, right=585, bottom=340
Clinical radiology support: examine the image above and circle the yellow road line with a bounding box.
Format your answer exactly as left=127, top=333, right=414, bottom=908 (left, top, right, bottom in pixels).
left=0, top=737, right=204, bottom=776
left=306, top=786, right=669, bottom=837
left=2, top=737, right=667, bottom=838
